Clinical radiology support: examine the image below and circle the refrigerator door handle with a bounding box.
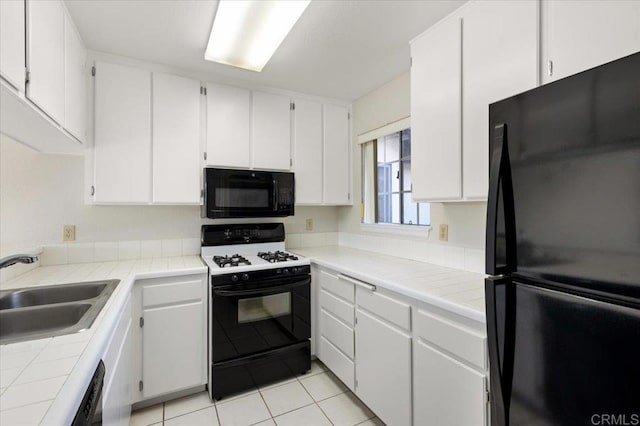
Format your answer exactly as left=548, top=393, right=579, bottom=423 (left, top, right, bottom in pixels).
left=486, top=276, right=517, bottom=426
left=486, top=123, right=517, bottom=275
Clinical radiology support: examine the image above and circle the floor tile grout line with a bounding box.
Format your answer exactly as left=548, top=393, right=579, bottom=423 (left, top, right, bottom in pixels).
left=297, top=374, right=334, bottom=426
left=268, top=401, right=317, bottom=421
left=354, top=414, right=380, bottom=426
left=314, top=401, right=336, bottom=426
left=214, top=397, right=222, bottom=426
left=161, top=403, right=217, bottom=424
left=257, top=386, right=276, bottom=422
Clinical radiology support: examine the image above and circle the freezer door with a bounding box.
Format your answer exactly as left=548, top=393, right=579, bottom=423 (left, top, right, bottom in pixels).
left=487, top=52, right=640, bottom=293
left=486, top=276, right=640, bottom=426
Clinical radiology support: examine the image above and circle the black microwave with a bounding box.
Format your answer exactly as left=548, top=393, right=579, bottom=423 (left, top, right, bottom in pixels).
left=203, top=168, right=295, bottom=218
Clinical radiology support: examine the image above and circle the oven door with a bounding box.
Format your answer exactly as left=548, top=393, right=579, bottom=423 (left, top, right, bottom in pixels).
left=212, top=276, right=311, bottom=363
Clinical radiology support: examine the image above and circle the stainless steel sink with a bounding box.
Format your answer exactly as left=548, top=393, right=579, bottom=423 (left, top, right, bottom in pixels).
left=0, top=280, right=119, bottom=344
left=0, top=282, right=111, bottom=310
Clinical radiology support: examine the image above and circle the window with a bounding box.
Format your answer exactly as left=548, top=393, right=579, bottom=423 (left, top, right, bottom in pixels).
left=362, top=128, right=430, bottom=226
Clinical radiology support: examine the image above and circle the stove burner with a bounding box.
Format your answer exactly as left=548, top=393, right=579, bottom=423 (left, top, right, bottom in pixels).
left=257, top=251, right=299, bottom=263
left=213, top=254, right=251, bottom=268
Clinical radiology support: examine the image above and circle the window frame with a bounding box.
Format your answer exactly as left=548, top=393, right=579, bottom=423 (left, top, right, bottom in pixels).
left=361, top=128, right=431, bottom=233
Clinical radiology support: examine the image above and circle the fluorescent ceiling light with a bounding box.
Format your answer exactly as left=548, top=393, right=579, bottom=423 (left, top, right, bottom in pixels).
left=205, top=0, right=311, bottom=72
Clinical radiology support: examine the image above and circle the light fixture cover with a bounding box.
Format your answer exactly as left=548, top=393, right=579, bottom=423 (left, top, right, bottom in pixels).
left=205, top=0, right=311, bottom=72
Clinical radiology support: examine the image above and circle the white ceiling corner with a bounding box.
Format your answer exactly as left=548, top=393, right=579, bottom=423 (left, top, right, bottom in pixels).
left=65, top=0, right=466, bottom=101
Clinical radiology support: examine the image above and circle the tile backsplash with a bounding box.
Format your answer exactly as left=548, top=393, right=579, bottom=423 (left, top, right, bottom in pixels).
left=39, top=238, right=201, bottom=267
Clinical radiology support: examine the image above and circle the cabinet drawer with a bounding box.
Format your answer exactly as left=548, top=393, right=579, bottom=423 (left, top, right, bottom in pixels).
left=415, top=309, right=486, bottom=369
left=356, top=287, right=411, bottom=331
left=320, top=310, right=354, bottom=359
left=142, top=278, right=203, bottom=307
left=319, top=270, right=354, bottom=303
left=319, top=336, right=355, bottom=391
left=320, top=289, right=354, bottom=326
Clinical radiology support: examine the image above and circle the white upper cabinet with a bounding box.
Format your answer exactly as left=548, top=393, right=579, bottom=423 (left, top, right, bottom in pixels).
left=64, top=12, right=87, bottom=142
left=0, top=0, right=26, bottom=92
left=411, top=17, right=462, bottom=201
left=206, top=82, right=251, bottom=168
left=543, top=0, right=640, bottom=84
left=252, top=91, right=291, bottom=171
left=94, top=62, right=152, bottom=203
left=152, top=72, right=201, bottom=204
left=411, top=1, right=538, bottom=201
left=323, top=104, right=351, bottom=205
left=462, top=0, right=538, bottom=200
left=27, top=0, right=65, bottom=123
left=293, top=99, right=323, bottom=204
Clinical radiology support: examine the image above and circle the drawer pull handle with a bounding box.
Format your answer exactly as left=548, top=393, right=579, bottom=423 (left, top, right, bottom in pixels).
left=338, top=274, right=376, bottom=292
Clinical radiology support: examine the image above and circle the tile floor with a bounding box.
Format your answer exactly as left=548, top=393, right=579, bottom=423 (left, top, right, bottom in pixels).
left=129, top=361, right=384, bottom=426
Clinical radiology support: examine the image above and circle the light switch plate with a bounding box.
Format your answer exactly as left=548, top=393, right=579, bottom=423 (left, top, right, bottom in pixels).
left=63, top=225, right=76, bottom=241
left=439, top=224, right=448, bottom=242
left=305, top=218, right=313, bottom=231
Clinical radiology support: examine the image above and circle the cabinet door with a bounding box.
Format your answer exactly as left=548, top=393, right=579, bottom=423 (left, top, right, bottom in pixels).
left=323, top=104, right=350, bottom=204
left=64, top=12, right=87, bottom=142
left=152, top=72, right=201, bottom=204
left=411, top=17, right=462, bottom=201
left=102, top=316, right=133, bottom=426
left=0, top=0, right=25, bottom=92
left=252, top=91, right=291, bottom=171
left=544, top=1, right=640, bottom=84
left=462, top=0, right=538, bottom=200
left=414, top=340, right=487, bottom=426
left=206, top=82, right=250, bottom=168
left=27, top=0, right=65, bottom=123
left=355, top=309, right=411, bottom=426
left=94, top=61, right=151, bottom=203
left=293, top=99, right=323, bottom=204
left=142, top=301, right=205, bottom=398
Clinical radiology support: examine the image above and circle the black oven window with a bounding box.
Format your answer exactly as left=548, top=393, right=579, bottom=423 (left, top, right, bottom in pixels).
left=215, top=188, right=270, bottom=208
left=238, top=293, right=291, bottom=323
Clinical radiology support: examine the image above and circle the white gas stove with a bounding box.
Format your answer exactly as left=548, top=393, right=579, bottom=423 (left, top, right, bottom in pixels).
left=201, top=223, right=312, bottom=401
left=200, top=242, right=310, bottom=275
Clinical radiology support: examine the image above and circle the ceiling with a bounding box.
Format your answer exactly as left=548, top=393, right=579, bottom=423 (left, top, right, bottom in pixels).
left=65, top=0, right=466, bottom=101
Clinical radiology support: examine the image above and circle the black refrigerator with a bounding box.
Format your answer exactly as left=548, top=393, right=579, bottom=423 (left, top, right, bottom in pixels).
left=485, top=52, right=640, bottom=426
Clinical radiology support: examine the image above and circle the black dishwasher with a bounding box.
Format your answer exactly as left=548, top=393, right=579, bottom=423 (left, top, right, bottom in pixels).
left=72, top=360, right=105, bottom=426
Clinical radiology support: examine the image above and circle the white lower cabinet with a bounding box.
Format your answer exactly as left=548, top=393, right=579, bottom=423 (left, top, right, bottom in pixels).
left=133, top=274, right=207, bottom=402
left=313, top=265, right=489, bottom=426
left=317, top=269, right=356, bottom=390
left=102, top=296, right=133, bottom=426
left=355, top=308, right=412, bottom=426
left=414, top=340, right=487, bottom=426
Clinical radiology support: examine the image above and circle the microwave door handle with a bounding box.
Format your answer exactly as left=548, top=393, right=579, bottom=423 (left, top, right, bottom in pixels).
left=273, top=179, right=278, bottom=211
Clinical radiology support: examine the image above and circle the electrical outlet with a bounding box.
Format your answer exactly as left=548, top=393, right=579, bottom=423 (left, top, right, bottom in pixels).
left=305, top=218, right=314, bottom=231
left=63, top=225, right=76, bottom=242
left=439, top=224, right=449, bottom=242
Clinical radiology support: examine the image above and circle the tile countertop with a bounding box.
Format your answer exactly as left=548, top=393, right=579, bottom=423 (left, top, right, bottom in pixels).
left=0, top=256, right=207, bottom=426
left=291, top=246, right=487, bottom=323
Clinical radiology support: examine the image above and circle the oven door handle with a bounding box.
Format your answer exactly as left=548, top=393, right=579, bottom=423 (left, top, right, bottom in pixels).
left=213, top=278, right=310, bottom=297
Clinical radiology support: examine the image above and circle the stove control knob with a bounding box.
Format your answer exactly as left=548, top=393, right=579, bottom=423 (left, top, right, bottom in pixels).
left=231, top=275, right=239, bottom=282
left=291, top=267, right=298, bottom=274
left=241, top=273, right=249, bottom=281
left=283, top=268, right=290, bottom=275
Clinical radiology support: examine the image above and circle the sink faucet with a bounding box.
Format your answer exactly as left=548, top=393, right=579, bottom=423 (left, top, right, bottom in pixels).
left=0, top=254, right=39, bottom=269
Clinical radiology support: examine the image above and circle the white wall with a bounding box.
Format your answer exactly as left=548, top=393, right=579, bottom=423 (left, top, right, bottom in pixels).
left=338, top=72, right=487, bottom=251
left=0, top=134, right=338, bottom=255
